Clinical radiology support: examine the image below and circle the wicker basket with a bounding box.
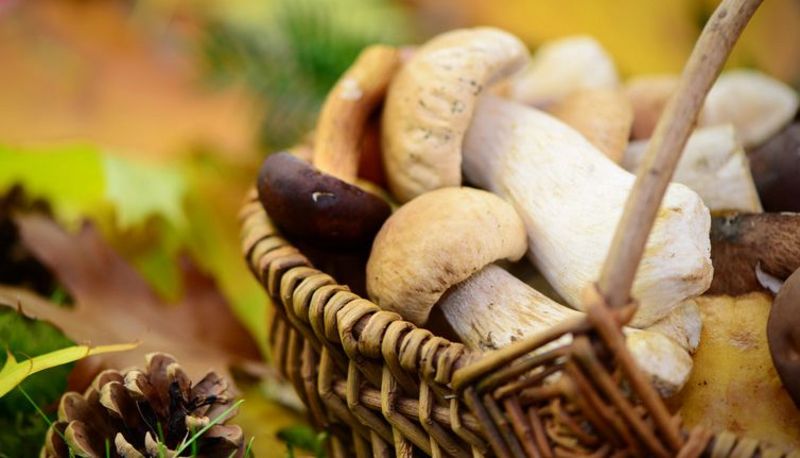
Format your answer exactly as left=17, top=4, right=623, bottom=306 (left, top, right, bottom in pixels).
left=240, top=0, right=799, bottom=456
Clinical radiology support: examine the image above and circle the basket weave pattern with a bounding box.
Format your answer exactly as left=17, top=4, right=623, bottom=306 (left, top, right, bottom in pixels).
left=240, top=189, right=798, bottom=458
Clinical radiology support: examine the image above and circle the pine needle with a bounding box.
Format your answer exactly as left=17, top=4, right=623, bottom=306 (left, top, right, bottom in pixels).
left=173, top=399, right=245, bottom=456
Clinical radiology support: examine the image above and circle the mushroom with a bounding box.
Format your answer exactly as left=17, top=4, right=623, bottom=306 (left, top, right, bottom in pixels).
left=673, top=293, right=800, bottom=448
left=367, top=187, right=694, bottom=395
left=624, top=75, right=680, bottom=140
left=546, top=87, right=634, bottom=163
left=644, top=300, right=701, bottom=353
left=748, top=122, right=800, bottom=212
left=461, top=95, right=712, bottom=327
left=708, top=212, right=800, bottom=296
left=768, top=266, right=800, bottom=408
left=625, top=70, right=799, bottom=146
left=257, top=45, right=399, bottom=246
left=381, top=27, right=530, bottom=203
left=699, top=69, right=799, bottom=148
left=623, top=124, right=763, bottom=213
left=508, top=35, right=619, bottom=108
left=383, top=28, right=712, bottom=327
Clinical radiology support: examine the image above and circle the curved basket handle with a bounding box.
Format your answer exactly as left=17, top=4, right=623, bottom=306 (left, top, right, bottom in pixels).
left=598, top=0, right=763, bottom=308
left=593, top=0, right=763, bottom=451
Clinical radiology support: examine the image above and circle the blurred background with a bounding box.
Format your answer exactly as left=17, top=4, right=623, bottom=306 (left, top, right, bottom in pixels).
left=0, top=0, right=798, bottom=455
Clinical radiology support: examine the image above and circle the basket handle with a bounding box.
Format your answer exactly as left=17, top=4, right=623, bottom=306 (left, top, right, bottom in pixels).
left=598, top=0, right=763, bottom=309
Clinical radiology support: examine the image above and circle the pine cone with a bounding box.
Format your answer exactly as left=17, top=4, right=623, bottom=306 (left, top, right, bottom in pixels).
left=42, top=353, right=245, bottom=458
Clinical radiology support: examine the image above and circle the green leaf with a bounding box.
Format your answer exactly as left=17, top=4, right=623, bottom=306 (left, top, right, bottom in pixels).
left=0, top=145, right=190, bottom=300
left=277, top=425, right=327, bottom=458
left=0, top=144, right=104, bottom=223
left=0, top=341, right=138, bottom=398
left=0, top=308, right=74, bottom=411
left=102, top=155, right=186, bottom=230
left=0, top=308, right=74, bottom=456
left=0, top=145, right=187, bottom=231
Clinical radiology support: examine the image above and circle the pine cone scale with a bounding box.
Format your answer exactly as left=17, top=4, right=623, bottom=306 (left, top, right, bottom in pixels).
left=43, top=353, right=243, bottom=458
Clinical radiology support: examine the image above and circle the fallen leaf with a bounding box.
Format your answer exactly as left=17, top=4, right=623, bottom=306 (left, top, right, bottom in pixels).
left=0, top=0, right=259, bottom=163
left=0, top=145, right=187, bottom=230
left=0, top=214, right=263, bottom=389
left=235, top=383, right=306, bottom=458
left=0, top=342, right=137, bottom=398
left=0, top=307, right=75, bottom=456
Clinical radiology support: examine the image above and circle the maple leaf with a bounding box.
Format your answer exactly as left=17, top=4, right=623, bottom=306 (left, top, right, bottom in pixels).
left=0, top=214, right=263, bottom=389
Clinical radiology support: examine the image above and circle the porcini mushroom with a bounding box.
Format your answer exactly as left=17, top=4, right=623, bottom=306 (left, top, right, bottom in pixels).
left=624, top=75, right=680, bottom=140
left=699, top=70, right=799, bottom=148
left=623, top=124, right=763, bottom=213
left=546, top=88, right=634, bottom=163
left=462, top=95, right=712, bottom=327
left=381, top=27, right=530, bottom=203
left=383, top=28, right=712, bottom=327
left=673, top=293, right=800, bottom=449
left=748, top=122, right=800, bottom=212
left=768, top=267, right=800, bottom=408
left=257, top=45, right=399, bottom=246
left=508, top=35, right=619, bottom=108
left=367, top=187, right=694, bottom=395
left=708, top=212, right=800, bottom=296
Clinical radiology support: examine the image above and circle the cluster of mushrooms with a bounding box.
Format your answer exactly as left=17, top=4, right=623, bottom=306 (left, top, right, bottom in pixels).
left=258, top=27, right=800, bottom=421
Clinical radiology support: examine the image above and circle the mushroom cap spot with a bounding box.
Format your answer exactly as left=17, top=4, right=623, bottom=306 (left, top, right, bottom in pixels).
left=257, top=152, right=391, bottom=247
left=382, top=27, right=529, bottom=203
left=367, top=187, right=527, bottom=325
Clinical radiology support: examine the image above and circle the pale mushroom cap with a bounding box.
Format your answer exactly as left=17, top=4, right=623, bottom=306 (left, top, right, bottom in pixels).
left=382, top=27, right=529, bottom=203
left=623, top=124, right=763, bottom=213
left=509, top=35, right=619, bottom=107
left=700, top=70, right=799, bottom=147
left=367, top=187, right=527, bottom=325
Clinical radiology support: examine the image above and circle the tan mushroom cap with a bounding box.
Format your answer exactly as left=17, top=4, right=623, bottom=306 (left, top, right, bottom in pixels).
left=367, top=187, right=527, bottom=325
left=382, top=27, right=529, bottom=203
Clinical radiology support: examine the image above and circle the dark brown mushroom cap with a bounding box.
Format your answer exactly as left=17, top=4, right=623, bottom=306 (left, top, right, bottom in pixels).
left=768, top=267, right=800, bottom=408
left=749, top=122, right=800, bottom=212
left=257, top=152, right=391, bottom=248
left=707, top=212, right=800, bottom=295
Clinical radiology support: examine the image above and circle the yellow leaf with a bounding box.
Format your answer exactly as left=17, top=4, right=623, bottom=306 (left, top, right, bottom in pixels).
left=0, top=342, right=138, bottom=398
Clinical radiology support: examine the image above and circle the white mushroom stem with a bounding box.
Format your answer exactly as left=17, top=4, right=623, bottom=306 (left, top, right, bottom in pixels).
left=643, top=300, right=701, bottom=353
left=623, top=124, right=763, bottom=213
left=442, top=264, right=692, bottom=396
left=463, top=95, right=713, bottom=327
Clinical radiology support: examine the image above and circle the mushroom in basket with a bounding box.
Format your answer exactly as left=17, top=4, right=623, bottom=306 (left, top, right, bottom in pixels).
left=257, top=45, right=399, bottom=248
left=383, top=27, right=713, bottom=328
left=367, top=187, right=694, bottom=396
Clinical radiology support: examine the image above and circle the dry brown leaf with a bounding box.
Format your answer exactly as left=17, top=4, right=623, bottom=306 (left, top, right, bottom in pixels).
left=0, top=214, right=262, bottom=389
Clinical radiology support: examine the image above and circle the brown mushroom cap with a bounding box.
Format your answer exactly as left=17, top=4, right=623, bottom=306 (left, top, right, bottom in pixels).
left=768, top=266, right=800, bottom=408
left=257, top=152, right=390, bottom=247
left=749, top=122, right=800, bottom=212
left=256, top=45, right=399, bottom=248
left=708, top=212, right=800, bottom=295
left=382, top=27, right=529, bottom=203
left=366, top=187, right=526, bottom=325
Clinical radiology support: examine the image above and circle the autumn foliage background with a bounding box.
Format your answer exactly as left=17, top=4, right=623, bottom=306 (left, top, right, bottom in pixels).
left=0, top=0, right=798, bottom=456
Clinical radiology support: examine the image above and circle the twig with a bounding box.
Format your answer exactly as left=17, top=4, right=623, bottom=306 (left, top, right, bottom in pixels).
left=598, top=0, right=763, bottom=308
